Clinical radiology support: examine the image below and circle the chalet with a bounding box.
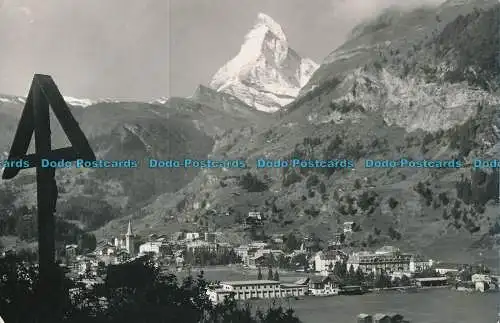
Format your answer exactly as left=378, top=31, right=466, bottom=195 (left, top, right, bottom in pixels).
left=250, top=254, right=267, bottom=268
left=248, top=249, right=284, bottom=268
left=307, top=276, right=340, bottom=296
left=115, top=250, right=131, bottom=263
left=65, top=244, right=78, bottom=258
left=204, top=232, right=217, bottom=242
left=139, top=241, right=169, bottom=257
left=185, top=232, right=200, bottom=241
left=248, top=212, right=262, bottom=220
left=186, top=240, right=231, bottom=254
left=95, top=241, right=116, bottom=257
left=343, top=221, right=354, bottom=233
left=175, top=255, right=184, bottom=267
left=234, top=245, right=251, bottom=265
left=433, top=262, right=463, bottom=275
left=339, top=285, right=364, bottom=295
left=472, top=274, right=497, bottom=292
left=358, top=312, right=409, bottom=323
left=414, top=277, right=448, bottom=287
left=386, top=313, right=405, bottom=323
left=357, top=313, right=372, bottom=323
left=171, top=231, right=184, bottom=241
left=373, top=313, right=391, bottom=323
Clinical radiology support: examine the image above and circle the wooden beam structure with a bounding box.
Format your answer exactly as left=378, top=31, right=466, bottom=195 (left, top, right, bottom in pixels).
left=2, top=74, right=95, bottom=322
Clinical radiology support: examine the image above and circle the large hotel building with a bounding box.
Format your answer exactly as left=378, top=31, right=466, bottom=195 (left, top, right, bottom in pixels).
left=347, top=246, right=433, bottom=274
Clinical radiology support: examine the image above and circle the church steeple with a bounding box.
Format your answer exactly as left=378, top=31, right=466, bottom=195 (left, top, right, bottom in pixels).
left=127, top=220, right=133, bottom=236
left=125, top=220, right=135, bottom=256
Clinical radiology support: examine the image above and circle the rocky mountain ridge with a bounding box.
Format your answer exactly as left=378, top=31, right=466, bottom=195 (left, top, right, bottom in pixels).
left=298, top=0, right=500, bottom=133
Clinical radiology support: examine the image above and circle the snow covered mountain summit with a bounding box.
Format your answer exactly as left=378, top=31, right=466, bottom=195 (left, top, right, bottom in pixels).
left=209, top=13, right=318, bottom=113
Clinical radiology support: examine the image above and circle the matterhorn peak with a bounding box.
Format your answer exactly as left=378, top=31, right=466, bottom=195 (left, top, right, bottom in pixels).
left=253, top=13, right=287, bottom=41
left=209, top=13, right=318, bottom=113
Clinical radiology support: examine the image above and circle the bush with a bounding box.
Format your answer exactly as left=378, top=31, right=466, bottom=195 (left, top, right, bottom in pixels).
left=318, top=182, right=326, bottom=194
left=456, top=170, right=498, bottom=206
left=388, top=197, right=399, bottom=209
left=448, top=117, right=479, bottom=157
left=304, top=207, right=320, bottom=217
left=414, top=182, right=433, bottom=204
left=358, top=191, right=377, bottom=211
left=283, top=170, right=302, bottom=187
left=239, top=172, right=269, bottom=192
left=306, top=175, right=319, bottom=188
left=438, top=192, right=450, bottom=205
left=388, top=227, right=402, bottom=240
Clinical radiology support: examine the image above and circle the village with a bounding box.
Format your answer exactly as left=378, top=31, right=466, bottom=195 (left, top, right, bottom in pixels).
left=46, top=210, right=498, bottom=310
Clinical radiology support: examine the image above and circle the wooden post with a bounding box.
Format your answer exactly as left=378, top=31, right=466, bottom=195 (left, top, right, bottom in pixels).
left=33, top=83, right=57, bottom=322
left=2, top=74, right=96, bottom=322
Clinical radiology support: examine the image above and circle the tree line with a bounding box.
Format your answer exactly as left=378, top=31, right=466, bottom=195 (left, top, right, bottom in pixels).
left=0, top=254, right=302, bottom=323
left=183, top=248, right=242, bottom=266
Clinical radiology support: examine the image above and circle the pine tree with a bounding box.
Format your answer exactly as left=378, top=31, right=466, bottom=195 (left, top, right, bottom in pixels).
left=257, top=267, right=263, bottom=280
left=348, top=264, right=356, bottom=279
left=268, top=267, right=273, bottom=280
left=355, top=267, right=364, bottom=284
left=333, top=261, right=342, bottom=277
left=339, top=262, right=348, bottom=278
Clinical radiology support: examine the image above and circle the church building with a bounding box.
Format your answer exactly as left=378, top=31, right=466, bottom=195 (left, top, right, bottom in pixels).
left=112, top=220, right=136, bottom=256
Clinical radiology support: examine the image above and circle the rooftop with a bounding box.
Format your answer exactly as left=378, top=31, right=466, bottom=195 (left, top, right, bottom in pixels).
left=221, top=280, right=279, bottom=286
left=414, top=277, right=448, bottom=281
left=375, top=246, right=400, bottom=254
left=280, top=283, right=308, bottom=287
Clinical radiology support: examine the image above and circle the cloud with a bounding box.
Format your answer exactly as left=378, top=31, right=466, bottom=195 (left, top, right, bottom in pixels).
left=329, top=0, right=447, bottom=25
left=0, top=0, right=34, bottom=23
left=17, top=6, right=34, bottom=23
left=319, top=0, right=447, bottom=43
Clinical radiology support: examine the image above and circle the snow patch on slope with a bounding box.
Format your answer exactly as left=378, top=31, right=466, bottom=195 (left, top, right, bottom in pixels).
left=150, top=97, right=169, bottom=105
left=63, top=96, right=94, bottom=108
left=0, top=94, right=120, bottom=108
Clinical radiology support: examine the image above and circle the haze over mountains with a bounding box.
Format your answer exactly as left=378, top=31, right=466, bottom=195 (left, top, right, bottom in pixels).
left=1, top=0, right=500, bottom=266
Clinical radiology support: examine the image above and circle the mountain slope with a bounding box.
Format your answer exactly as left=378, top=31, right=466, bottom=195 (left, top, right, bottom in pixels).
left=125, top=2, right=500, bottom=266
left=297, top=0, right=500, bottom=133
left=0, top=93, right=267, bottom=234
left=3, top=2, right=500, bottom=267
left=209, top=13, right=318, bottom=113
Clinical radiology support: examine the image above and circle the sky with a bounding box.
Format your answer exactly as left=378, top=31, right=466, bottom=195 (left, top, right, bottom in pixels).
left=0, top=0, right=446, bottom=101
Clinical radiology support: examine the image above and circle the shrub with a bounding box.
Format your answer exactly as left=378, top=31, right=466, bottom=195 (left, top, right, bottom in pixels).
left=388, top=197, right=399, bottom=209
left=283, top=170, right=302, bottom=187
left=306, top=175, right=320, bottom=188
left=239, top=172, right=268, bottom=192
left=388, top=227, right=402, bottom=240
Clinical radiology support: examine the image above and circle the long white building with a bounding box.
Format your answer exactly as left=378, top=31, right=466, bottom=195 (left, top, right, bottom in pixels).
left=207, top=280, right=307, bottom=304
